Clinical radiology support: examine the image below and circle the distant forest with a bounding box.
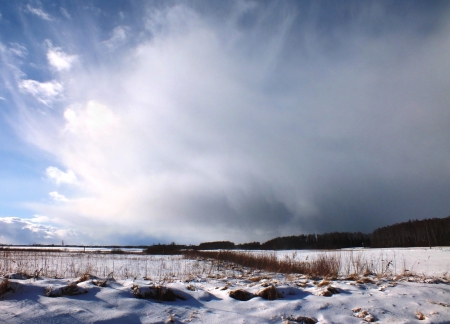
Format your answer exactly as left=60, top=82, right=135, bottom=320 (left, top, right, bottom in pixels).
left=371, top=216, right=450, bottom=248
left=145, top=215, right=450, bottom=254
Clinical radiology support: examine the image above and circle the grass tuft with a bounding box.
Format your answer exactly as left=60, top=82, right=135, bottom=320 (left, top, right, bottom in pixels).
left=285, top=315, right=318, bottom=323
left=229, top=289, right=253, bottom=301
left=317, top=280, right=331, bottom=287
left=76, top=273, right=91, bottom=283
left=133, top=285, right=186, bottom=301
left=416, top=311, right=425, bottom=320
left=257, top=285, right=282, bottom=300
left=0, top=279, right=11, bottom=297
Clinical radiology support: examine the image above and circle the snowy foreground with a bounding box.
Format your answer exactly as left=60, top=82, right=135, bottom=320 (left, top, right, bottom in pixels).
left=1, top=247, right=450, bottom=323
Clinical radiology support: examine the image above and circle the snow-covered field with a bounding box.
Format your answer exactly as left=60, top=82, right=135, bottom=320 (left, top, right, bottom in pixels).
left=1, top=247, right=449, bottom=323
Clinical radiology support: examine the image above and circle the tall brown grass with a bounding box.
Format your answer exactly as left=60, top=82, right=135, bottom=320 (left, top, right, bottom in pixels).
left=183, top=250, right=341, bottom=277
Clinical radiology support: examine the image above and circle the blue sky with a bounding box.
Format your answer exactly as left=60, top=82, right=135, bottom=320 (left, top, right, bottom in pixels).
left=1, top=1, right=450, bottom=245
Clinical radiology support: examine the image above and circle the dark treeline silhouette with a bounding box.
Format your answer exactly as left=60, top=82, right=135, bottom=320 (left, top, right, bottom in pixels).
left=144, top=242, right=189, bottom=255
left=142, top=215, right=450, bottom=254
left=371, top=216, right=450, bottom=248
left=198, top=241, right=236, bottom=250
left=236, top=241, right=261, bottom=250
left=191, top=216, right=450, bottom=250
left=178, top=233, right=370, bottom=251
left=260, top=232, right=370, bottom=250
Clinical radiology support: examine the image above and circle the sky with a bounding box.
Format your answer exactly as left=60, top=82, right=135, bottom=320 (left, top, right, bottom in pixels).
left=1, top=0, right=450, bottom=245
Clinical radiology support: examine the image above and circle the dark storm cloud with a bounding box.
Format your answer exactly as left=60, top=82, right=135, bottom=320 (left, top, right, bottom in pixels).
left=2, top=1, right=450, bottom=244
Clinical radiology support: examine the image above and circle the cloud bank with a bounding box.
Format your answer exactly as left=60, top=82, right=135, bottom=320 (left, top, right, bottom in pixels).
left=0, top=217, right=80, bottom=245
left=2, top=1, right=450, bottom=244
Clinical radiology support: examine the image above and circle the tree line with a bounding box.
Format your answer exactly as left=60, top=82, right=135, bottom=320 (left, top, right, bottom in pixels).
left=371, top=216, right=450, bottom=248
left=144, top=215, right=450, bottom=253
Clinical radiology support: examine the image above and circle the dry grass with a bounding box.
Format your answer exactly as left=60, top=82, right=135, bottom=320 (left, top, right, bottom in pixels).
left=92, top=279, right=108, bottom=287
left=0, top=250, right=194, bottom=281
left=352, top=307, right=375, bottom=322
left=183, top=251, right=341, bottom=277
left=76, top=273, right=91, bottom=283
left=186, top=284, right=196, bottom=291
left=257, top=285, right=282, bottom=300
left=0, top=279, right=11, bottom=297
left=344, top=273, right=359, bottom=281
left=363, top=268, right=373, bottom=276
left=0, top=248, right=441, bottom=284
left=229, top=289, right=253, bottom=301
left=416, top=311, right=425, bottom=320
left=315, top=285, right=339, bottom=297
left=428, top=300, right=450, bottom=307
left=133, top=285, right=186, bottom=301
left=45, top=282, right=88, bottom=297
left=284, top=315, right=317, bottom=323
left=317, top=279, right=331, bottom=287
left=357, top=277, right=375, bottom=284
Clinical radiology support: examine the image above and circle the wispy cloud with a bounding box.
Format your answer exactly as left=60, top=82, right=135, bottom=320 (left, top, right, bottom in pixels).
left=103, top=26, right=129, bottom=49
left=25, top=4, right=52, bottom=21
left=19, top=80, right=63, bottom=105
left=9, top=43, right=27, bottom=58
left=60, top=7, right=70, bottom=19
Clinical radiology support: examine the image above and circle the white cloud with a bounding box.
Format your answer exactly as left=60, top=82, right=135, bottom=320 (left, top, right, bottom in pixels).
left=26, top=4, right=52, bottom=21
left=60, top=7, right=71, bottom=19
left=30, top=215, right=53, bottom=223
left=47, top=46, right=77, bottom=71
left=46, top=167, right=77, bottom=186
left=9, top=43, right=28, bottom=58
left=19, top=79, right=63, bottom=105
left=49, top=191, right=69, bottom=202
left=64, top=101, right=118, bottom=136
left=0, top=217, right=81, bottom=245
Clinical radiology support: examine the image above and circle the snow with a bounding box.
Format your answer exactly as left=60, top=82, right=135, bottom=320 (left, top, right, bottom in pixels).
left=1, top=247, right=449, bottom=323
left=275, top=247, right=450, bottom=277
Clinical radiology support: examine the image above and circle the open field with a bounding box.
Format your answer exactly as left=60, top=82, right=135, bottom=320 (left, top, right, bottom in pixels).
left=0, top=247, right=449, bottom=323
